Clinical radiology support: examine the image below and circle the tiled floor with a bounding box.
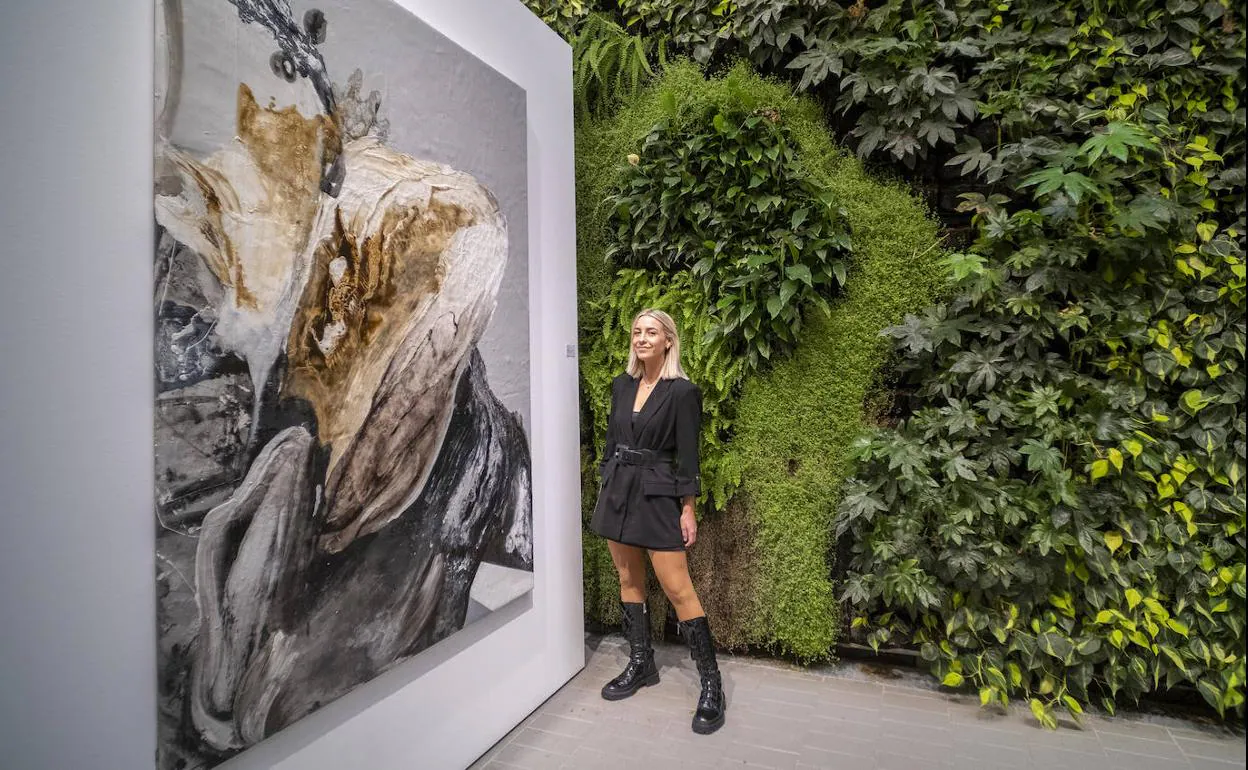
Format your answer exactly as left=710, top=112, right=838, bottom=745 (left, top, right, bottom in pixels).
left=471, top=634, right=1245, bottom=769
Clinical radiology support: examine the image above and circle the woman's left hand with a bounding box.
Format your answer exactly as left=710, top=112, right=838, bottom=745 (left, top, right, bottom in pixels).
left=680, top=503, right=697, bottom=547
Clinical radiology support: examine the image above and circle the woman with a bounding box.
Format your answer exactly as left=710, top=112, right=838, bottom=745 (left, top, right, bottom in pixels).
left=589, top=308, right=726, bottom=735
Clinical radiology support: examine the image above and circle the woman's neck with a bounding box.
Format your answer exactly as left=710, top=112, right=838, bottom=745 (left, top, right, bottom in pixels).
left=641, top=361, right=662, bottom=383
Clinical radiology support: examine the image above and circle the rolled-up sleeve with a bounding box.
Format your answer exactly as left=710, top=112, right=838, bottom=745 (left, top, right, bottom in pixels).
left=600, top=378, right=620, bottom=474
left=673, top=382, right=702, bottom=497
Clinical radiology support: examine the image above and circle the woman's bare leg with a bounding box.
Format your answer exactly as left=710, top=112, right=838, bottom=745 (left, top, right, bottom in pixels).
left=649, top=550, right=705, bottom=621
left=652, top=550, right=724, bottom=733
left=607, top=540, right=648, bottom=603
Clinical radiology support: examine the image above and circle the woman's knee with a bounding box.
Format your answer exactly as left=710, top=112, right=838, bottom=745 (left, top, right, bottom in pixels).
left=651, top=560, right=695, bottom=603
left=663, top=579, right=697, bottom=606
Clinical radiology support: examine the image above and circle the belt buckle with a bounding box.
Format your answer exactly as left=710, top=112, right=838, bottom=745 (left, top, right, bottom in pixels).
left=619, top=448, right=643, bottom=464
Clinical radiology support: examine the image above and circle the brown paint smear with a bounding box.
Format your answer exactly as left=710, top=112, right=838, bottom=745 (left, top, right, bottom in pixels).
left=181, top=84, right=337, bottom=309
left=284, top=194, right=474, bottom=461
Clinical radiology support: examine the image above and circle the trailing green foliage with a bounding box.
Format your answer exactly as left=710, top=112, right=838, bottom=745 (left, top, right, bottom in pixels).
left=521, top=0, right=588, bottom=40
left=608, top=109, right=852, bottom=366
left=579, top=63, right=843, bottom=504
left=570, top=14, right=666, bottom=119
left=574, top=62, right=808, bottom=335
left=835, top=4, right=1246, bottom=724
left=839, top=152, right=1246, bottom=726
left=582, top=269, right=748, bottom=508
left=616, top=0, right=737, bottom=63
left=600, top=1, right=1245, bottom=174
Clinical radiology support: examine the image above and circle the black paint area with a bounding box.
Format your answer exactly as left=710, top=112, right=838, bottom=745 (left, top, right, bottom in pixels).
left=303, top=9, right=327, bottom=44
left=156, top=351, right=533, bottom=769
left=269, top=51, right=297, bottom=82
left=154, top=229, right=247, bottom=392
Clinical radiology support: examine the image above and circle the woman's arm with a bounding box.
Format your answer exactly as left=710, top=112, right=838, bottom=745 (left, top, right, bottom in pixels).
left=673, top=382, right=702, bottom=498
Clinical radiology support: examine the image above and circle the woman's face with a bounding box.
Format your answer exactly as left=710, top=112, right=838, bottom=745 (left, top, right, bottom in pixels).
left=632, top=315, right=669, bottom=365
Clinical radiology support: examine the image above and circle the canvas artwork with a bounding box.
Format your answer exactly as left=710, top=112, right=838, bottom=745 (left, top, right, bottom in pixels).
left=152, top=0, right=533, bottom=766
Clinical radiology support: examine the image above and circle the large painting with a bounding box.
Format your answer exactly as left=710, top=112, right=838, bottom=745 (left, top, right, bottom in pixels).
left=152, top=0, right=533, bottom=765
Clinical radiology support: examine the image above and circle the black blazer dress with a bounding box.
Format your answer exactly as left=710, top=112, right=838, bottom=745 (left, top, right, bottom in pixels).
left=589, top=373, right=703, bottom=551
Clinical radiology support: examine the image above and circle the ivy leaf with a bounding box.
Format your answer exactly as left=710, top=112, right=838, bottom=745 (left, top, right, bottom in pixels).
left=1039, top=631, right=1074, bottom=661
left=1196, top=680, right=1225, bottom=716
left=1107, top=448, right=1123, bottom=472
left=778, top=279, right=799, bottom=307
left=1181, top=389, right=1211, bottom=413
left=1147, top=47, right=1194, bottom=67
left=1167, top=618, right=1190, bottom=637
left=1030, top=698, right=1056, bottom=730
left=785, top=264, right=814, bottom=287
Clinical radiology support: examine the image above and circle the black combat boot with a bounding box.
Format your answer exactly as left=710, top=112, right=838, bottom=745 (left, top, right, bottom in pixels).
left=678, top=615, right=726, bottom=734
left=601, top=601, right=660, bottom=700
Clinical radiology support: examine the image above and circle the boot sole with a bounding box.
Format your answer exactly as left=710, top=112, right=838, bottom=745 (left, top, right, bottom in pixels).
left=691, top=711, right=725, bottom=735
left=600, top=672, right=660, bottom=701
left=691, top=698, right=726, bottom=735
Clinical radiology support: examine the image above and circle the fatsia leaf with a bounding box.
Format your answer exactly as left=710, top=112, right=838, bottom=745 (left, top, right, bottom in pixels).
left=1020, top=440, right=1063, bottom=476
left=786, top=43, right=843, bottom=91
left=883, top=314, right=933, bottom=354
left=1079, top=121, right=1155, bottom=163
left=1020, top=166, right=1103, bottom=204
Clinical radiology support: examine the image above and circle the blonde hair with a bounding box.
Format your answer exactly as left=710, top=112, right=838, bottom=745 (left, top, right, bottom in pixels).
left=626, top=309, right=689, bottom=380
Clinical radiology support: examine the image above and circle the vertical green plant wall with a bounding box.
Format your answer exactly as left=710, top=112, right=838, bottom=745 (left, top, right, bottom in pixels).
left=528, top=0, right=1245, bottom=723
left=576, top=63, right=945, bottom=658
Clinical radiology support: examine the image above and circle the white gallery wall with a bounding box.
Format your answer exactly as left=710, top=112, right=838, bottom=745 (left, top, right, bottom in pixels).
left=0, top=0, right=582, bottom=768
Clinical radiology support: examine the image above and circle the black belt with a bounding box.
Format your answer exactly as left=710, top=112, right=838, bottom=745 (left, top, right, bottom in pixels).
left=612, top=446, right=673, bottom=467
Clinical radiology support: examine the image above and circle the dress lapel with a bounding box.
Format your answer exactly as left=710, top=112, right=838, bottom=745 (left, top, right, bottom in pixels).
left=633, top=378, right=674, bottom=440
left=622, top=376, right=641, bottom=445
